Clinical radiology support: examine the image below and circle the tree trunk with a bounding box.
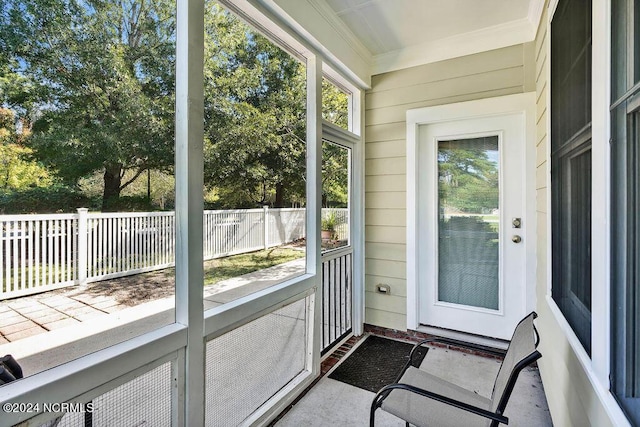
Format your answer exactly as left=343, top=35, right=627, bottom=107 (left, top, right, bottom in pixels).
left=102, top=164, right=123, bottom=211
left=275, top=182, right=284, bottom=207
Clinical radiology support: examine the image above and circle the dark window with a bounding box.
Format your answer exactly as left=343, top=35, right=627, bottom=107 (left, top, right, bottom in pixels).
left=551, top=0, right=593, bottom=355
left=611, top=0, right=640, bottom=423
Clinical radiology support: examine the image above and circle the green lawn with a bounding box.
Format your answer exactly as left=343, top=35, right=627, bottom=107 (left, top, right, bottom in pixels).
left=202, top=247, right=305, bottom=286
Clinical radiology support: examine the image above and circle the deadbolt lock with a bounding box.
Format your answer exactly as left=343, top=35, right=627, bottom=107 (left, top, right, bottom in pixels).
left=512, top=218, right=522, bottom=228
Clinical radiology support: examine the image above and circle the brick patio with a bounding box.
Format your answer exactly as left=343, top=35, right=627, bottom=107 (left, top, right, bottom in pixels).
left=0, top=291, right=126, bottom=343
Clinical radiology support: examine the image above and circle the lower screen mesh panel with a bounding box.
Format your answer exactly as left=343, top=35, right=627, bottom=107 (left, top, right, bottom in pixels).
left=39, top=362, right=172, bottom=427
left=205, top=297, right=309, bottom=426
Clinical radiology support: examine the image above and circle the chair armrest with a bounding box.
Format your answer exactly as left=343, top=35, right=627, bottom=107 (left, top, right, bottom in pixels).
left=374, top=383, right=509, bottom=425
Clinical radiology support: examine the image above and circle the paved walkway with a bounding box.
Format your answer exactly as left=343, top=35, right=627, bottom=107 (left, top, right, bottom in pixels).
left=0, top=257, right=306, bottom=344
left=0, top=292, right=126, bottom=343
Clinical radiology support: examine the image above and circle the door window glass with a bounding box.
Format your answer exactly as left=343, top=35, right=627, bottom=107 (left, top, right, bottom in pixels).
left=437, top=136, right=499, bottom=310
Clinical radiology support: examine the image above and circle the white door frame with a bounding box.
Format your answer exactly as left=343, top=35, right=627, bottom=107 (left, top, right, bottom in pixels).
left=406, top=92, right=537, bottom=333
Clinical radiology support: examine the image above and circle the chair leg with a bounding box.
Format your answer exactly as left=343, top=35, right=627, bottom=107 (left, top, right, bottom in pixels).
left=369, top=402, right=377, bottom=427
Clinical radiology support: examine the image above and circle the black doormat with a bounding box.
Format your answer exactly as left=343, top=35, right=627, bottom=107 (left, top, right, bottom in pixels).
left=328, top=335, right=428, bottom=393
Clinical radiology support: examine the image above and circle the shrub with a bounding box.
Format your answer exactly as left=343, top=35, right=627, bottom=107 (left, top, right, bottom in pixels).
left=0, top=185, right=99, bottom=214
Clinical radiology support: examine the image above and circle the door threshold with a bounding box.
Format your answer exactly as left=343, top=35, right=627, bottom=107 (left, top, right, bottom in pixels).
left=415, top=324, right=509, bottom=351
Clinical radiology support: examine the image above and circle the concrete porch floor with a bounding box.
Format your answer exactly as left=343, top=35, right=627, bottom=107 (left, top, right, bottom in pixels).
left=276, top=336, right=553, bottom=426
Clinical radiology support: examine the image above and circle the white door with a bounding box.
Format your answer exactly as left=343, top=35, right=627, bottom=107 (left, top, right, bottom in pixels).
left=417, top=112, right=528, bottom=340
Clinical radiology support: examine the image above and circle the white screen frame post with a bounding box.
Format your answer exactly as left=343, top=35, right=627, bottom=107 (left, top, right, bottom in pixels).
left=175, top=0, right=205, bottom=424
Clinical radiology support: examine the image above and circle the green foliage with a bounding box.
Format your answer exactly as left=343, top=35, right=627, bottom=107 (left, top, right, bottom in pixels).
left=202, top=4, right=307, bottom=208
left=0, top=185, right=98, bottom=214
left=80, top=169, right=175, bottom=210
left=99, top=195, right=156, bottom=212
left=322, top=79, right=349, bottom=129
left=0, top=107, right=53, bottom=190
left=438, top=141, right=499, bottom=214
left=322, top=142, right=349, bottom=207
left=321, top=209, right=338, bottom=231
left=202, top=247, right=304, bottom=286
left=0, top=59, right=35, bottom=114
left=2, top=0, right=176, bottom=208
left=0, top=143, right=52, bottom=190
left=0, top=108, right=13, bottom=131
left=1, top=0, right=350, bottom=211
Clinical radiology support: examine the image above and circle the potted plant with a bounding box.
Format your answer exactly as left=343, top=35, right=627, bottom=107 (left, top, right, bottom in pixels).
left=321, top=210, right=337, bottom=240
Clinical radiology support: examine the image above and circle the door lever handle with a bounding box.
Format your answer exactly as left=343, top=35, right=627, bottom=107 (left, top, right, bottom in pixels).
left=512, top=235, right=522, bottom=243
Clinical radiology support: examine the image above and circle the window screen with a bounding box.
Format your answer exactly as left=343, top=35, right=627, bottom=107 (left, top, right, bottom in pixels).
left=611, top=0, right=640, bottom=422
left=550, top=0, right=593, bottom=355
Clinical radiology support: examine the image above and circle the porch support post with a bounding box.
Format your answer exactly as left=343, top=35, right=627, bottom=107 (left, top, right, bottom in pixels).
left=306, top=55, right=323, bottom=375
left=351, top=88, right=365, bottom=336
left=175, top=0, right=205, bottom=425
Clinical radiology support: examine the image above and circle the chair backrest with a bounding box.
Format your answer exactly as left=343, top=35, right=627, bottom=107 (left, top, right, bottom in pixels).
left=488, top=312, right=541, bottom=422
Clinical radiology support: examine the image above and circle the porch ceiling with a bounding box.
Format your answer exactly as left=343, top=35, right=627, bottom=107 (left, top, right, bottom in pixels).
left=310, top=0, right=544, bottom=75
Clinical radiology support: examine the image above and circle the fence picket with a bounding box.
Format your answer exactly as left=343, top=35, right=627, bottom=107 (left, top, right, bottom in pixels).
left=0, top=208, right=346, bottom=299
left=20, top=221, right=26, bottom=290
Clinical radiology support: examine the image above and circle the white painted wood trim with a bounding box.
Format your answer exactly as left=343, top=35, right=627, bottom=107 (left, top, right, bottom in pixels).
left=352, top=89, right=366, bottom=336
left=304, top=0, right=372, bottom=64
left=0, top=324, right=187, bottom=426
left=320, top=113, right=364, bottom=337
left=175, top=0, right=205, bottom=424
left=545, top=2, right=554, bottom=298
left=244, top=0, right=371, bottom=88
left=543, top=3, right=629, bottom=424
left=203, top=278, right=316, bottom=339
left=406, top=92, right=537, bottom=332
left=528, top=0, right=546, bottom=32
left=591, top=0, right=612, bottom=390
left=307, top=55, right=323, bottom=380
left=406, top=118, right=419, bottom=331
left=322, top=120, right=360, bottom=146
left=373, top=18, right=535, bottom=75
left=545, top=296, right=632, bottom=426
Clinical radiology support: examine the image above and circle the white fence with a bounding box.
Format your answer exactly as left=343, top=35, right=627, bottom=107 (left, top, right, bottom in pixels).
left=0, top=207, right=347, bottom=300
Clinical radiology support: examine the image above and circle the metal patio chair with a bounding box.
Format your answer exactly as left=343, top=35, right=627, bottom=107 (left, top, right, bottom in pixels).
left=0, top=354, right=23, bottom=385
left=370, top=312, right=541, bottom=427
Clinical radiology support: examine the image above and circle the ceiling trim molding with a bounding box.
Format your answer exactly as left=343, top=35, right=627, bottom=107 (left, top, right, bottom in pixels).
left=306, top=0, right=374, bottom=63
left=528, top=0, right=546, bottom=33
left=245, top=0, right=372, bottom=87
left=372, top=17, right=536, bottom=75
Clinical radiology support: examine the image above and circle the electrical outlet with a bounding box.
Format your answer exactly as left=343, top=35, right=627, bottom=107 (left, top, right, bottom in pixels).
left=376, top=284, right=391, bottom=294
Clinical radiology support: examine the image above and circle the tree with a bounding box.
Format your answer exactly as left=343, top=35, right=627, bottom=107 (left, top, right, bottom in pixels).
left=321, top=80, right=350, bottom=207
left=438, top=139, right=499, bottom=214
left=1, top=0, right=351, bottom=211
left=0, top=108, right=52, bottom=190
left=1, top=0, right=176, bottom=210
left=322, top=141, right=349, bottom=207
left=322, top=78, right=349, bottom=129
left=201, top=5, right=307, bottom=208
left=201, top=6, right=351, bottom=208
